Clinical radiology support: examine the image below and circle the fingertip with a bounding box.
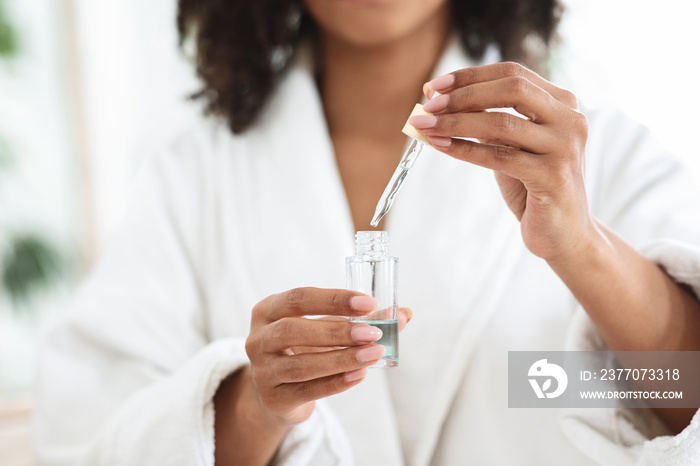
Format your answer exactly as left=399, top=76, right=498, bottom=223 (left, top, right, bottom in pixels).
left=427, top=136, right=452, bottom=148
left=356, top=343, right=386, bottom=364
left=422, top=93, right=449, bottom=114
left=344, top=367, right=368, bottom=383
left=351, top=323, right=383, bottom=342
left=428, top=73, right=455, bottom=92
left=408, top=114, right=437, bottom=130
left=398, top=307, right=413, bottom=331
left=350, top=295, right=379, bottom=313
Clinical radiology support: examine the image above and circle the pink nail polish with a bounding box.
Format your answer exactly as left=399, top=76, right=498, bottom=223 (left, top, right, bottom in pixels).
left=423, top=94, right=449, bottom=113
left=427, top=136, right=452, bottom=148
left=398, top=309, right=410, bottom=328
left=428, top=74, right=455, bottom=91
left=357, top=345, right=386, bottom=363
left=344, top=367, right=367, bottom=383
left=408, top=114, right=437, bottom=129
left=350, top=296, right=379, bottom=312
left=351, top=325, right=383, bottom=342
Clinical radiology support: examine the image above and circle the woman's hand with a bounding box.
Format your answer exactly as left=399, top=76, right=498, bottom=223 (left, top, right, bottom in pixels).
left=244, top=287, right=411, bottom=426
left=413, top=64, right=700, bottom=434
left=414, top=62, right=594, bottom=262
left=214, top=288, right=410, bottom=464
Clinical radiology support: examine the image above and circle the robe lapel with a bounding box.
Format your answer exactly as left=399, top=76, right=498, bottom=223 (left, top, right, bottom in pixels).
left=240, top=46, right=355, bottom=297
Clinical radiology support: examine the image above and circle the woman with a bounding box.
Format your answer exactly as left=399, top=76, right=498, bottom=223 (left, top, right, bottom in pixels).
left=35, top=0, right=700, bottom=465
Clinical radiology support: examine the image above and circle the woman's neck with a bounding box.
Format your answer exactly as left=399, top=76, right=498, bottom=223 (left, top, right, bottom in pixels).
left=318, top=10, right=450, bottom=142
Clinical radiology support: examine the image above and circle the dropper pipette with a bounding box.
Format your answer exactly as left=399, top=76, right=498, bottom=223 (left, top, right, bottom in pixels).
left=370, top=138, right=424, bottom=227
left=370, top=103, right=432, bottom=227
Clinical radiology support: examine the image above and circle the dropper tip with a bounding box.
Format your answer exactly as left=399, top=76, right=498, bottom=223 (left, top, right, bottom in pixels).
left=370, top=206, right=387, bottom=228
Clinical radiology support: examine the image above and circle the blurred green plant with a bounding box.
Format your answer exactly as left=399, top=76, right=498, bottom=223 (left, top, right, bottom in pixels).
left=2, top=235, right=63, bottom=307
left=0, top=0, right=66, bottom=311
left=0, top=0, right=18, bottom=58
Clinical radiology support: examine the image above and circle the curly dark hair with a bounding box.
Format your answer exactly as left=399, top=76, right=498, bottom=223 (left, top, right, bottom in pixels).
left=177, top=0, right=562, bottom=134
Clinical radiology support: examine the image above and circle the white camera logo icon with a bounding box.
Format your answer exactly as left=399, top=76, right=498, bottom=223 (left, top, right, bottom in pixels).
left=528, top=359, right=568, bottom=399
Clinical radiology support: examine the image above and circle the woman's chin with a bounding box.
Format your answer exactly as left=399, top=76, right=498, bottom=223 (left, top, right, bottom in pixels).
left=334, top=0, right=383, bottom=4
left=305, top=0, right=449, bottom=49
left=321, top=25, right=408, bottom=49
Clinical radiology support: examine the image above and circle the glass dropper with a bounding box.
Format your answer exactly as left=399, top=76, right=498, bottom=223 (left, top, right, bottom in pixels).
left=370, top=103, right=430, bottom=227
left=370, top=138, right=424, bottom=227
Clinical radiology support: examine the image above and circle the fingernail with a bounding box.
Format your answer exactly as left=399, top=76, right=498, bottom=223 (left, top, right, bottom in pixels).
left=423, top=94, right=449, bottom=113
left=350, top=296, right=379, bottom=312
left=427, top=136, right=452, bottom=147
left=344, top=367, right=367, bottom=383
left=351, top=324, right=383, bottom=342
left=408, top=114, right=437, bottom=129
left=400, top=307, right=413, bottom=324
left=357, top=344, right=386, bottom=363
left=399, top=312, right=408, bottom=329
left=422, top=82, right=431, bottom=99
left=428, top=74, right=454, bottom=91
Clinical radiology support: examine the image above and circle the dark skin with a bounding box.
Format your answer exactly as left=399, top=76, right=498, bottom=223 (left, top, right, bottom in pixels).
left=213, top=0, right=700, bottom=463
left=322, top=6, right=450, bottom=231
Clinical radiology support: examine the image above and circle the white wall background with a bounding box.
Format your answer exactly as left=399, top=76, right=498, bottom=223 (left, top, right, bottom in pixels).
left=557, top=0, right=700, bottom=181
left=73, top=0, right=200, bottom=251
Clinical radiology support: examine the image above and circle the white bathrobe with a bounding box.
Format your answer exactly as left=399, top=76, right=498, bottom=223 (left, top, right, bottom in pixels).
left=33, top=38, right=700, bottom=466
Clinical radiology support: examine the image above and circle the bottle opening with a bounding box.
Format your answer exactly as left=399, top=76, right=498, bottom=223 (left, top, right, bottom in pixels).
left=355, top=231, right=389, bottom=257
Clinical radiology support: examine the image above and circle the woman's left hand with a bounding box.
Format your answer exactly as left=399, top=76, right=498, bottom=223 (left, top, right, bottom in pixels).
left=412, top=62, right=594, bottom=262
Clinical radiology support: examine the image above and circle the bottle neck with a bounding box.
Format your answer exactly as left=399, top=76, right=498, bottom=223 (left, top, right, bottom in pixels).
left=355, top=231, right=389, bottom=259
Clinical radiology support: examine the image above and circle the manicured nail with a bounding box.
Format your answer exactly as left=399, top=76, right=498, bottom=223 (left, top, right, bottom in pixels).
left=428, top=74, right=455, bottom=91
left=350, top=296, right=379, bottom=312
left=427, top=136, right=452, bottom=148
left=344, top=367, right=367, bottom=383
left=357, top=344, right=386, bottom=363
left=423, top=94, right=449, bottom=113
left=351, top=324, right=383, bottom=342
left=399, top=307, right=413, bottom=326
left=408, top=114, right=437, bottom=129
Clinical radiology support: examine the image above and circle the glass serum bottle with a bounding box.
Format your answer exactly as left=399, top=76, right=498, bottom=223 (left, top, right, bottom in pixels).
left=346, top=231, right=399, bottom=368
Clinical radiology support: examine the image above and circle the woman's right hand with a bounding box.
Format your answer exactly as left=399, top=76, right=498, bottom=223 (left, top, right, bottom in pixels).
left=243, top=287, right=410, bottom=427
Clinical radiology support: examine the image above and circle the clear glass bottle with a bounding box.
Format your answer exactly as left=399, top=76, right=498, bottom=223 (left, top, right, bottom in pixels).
left=346, top=231, right=399, bottom=368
